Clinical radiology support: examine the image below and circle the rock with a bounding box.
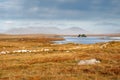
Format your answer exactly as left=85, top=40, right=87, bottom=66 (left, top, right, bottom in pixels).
left=0, top=49, right=41, bottom=54
left=0, top=51, right=10, bottom=54
left=78, top=59, right=100, bottom=65
left=66, top=51, right=70, bottom=52
left=13, top=50, right=30, bottom=53
left=44, top=49, right=50, bottom=52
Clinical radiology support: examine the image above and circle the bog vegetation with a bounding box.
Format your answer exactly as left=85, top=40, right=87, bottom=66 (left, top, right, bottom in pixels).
left=0, top=35, right=120, bottom=80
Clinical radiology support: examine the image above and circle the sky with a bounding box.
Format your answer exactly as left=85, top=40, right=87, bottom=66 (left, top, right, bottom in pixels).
left=0, top=0, right=120, bottom=34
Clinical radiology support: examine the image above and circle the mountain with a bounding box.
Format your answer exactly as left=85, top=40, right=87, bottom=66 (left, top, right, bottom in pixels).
left=5, top=27, right=88, bottom=35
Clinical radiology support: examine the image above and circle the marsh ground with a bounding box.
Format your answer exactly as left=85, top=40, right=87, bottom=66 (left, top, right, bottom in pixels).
left=0, top=35, right=120, bottom=80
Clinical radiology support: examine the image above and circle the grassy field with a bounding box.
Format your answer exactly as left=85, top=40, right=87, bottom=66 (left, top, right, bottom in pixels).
left=0, top=35, right=120, bottom=80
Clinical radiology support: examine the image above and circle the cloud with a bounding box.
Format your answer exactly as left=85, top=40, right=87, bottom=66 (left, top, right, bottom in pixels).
left=0, top=0, right=119, bottom=20
left=56, top=0, right=77, bottom=3
left=95, top=22, right=120, bottom=27
left=0, top=0, right=23, bottom=9
left=4, top=20, right=14, bottom=25
left=0, top=0, right=120, bottom=34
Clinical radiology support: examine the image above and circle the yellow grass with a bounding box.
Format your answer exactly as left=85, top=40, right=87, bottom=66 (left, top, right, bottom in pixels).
left=0, top=35, right=120, bottom=80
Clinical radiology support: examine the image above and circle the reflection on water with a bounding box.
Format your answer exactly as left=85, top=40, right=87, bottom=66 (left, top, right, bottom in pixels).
left=54, top=36, right=120, bottom=44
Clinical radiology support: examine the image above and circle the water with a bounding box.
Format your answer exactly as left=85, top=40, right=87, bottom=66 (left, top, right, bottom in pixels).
left=54, top=36, right=120, bottom=44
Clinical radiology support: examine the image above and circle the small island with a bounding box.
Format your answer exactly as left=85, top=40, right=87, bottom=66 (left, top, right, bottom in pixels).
left=78, top=34, right=87, bottom=37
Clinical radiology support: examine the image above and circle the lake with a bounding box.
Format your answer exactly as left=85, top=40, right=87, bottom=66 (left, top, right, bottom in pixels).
left=54, top=36, right=120, bottom=44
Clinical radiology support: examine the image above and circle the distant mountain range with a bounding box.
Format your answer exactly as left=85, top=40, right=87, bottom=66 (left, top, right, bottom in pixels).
left=5, top=27, right=88, bottom=35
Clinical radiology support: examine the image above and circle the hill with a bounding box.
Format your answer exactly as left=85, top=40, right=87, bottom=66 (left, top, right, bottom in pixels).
left=5, top=27, right=88, bottom=35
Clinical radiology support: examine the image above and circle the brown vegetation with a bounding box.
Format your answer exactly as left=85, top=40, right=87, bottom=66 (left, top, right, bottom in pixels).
left=0, top=35, right=120, bottom=80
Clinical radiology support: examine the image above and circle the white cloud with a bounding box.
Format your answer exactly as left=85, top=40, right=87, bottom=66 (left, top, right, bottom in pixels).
left=4, top=20, right=14, bottom=25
